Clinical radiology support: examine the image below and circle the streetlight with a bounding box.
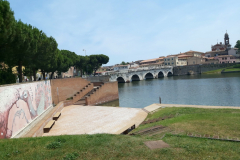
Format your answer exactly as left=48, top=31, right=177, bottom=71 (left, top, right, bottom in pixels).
left=83, top=49, right=86, bottom=56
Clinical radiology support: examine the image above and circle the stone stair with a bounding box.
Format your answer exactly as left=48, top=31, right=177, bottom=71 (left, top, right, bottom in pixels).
left=71, top=83, right=94, bottom=104
left=74, top=86, right=101, bottom=106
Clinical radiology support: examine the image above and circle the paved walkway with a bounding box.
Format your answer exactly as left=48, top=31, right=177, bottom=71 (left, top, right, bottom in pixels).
left=43, top=105, right=148, bottom=137
left=160, top=104, right=240, bottom=109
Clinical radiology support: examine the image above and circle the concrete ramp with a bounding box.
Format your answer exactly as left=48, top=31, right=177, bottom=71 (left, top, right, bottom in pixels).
left=144, top=103, right=161, bottom=113
left=43, top=105, right=147, bottom=136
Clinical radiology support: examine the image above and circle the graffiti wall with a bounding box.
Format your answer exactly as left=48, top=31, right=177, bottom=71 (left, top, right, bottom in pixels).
left=0, top=81, right=52, bottom=139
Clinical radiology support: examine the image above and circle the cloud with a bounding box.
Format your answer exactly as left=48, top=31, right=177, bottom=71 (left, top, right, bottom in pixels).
left=8, top=0, right=240, bottom=65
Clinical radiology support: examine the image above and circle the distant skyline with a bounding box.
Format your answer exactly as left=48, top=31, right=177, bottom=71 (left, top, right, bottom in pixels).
left=8, top=0, right=240, bottom=65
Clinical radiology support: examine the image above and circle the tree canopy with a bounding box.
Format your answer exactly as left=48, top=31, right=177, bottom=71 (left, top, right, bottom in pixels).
left=88, top=54, right=109, bottom=76
left=235, top=40, right=240, bottom=50
left=0, top=0, right=110, bottom=84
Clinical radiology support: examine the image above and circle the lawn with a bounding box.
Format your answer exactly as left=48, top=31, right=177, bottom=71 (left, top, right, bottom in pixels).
left=202, top=68, right=223, bottom=74
left=223, top=68, right=240, bottom=72
left=1, top=107, right=240, bottom=160
left=202, top=64, right=240, bottom=74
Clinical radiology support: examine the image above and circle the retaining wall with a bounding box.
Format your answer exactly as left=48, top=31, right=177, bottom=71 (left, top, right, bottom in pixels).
left=86, top=81, right=119, bottom=106
left=85, top=75, right=110, bottom=82
left=51, top=77, right=90, bottom=104
left=0, top=80, right=52, bottom=139
left=15, top=102, right=64, bottom=138
left=173, top=63, right=237, bottom=76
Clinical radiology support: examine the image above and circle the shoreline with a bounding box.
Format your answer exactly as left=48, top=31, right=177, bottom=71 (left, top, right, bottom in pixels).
left=159, top=103, right=240, bottom=109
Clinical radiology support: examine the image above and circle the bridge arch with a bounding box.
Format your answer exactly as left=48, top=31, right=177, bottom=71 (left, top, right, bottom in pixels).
left=158, top=71, right=164, bottom=78
left=131, top=74, right=140, bottom=81
left=116, top=77, right=126, bottom=83
left=144, top=72, right=154, bottom=79
left=167, top=71, right=173, bottom=77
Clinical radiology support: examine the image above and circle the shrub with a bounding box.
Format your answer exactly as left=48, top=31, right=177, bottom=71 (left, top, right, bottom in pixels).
left=233, top=64, right=240, bottom=68
left=46, top=142, right=61, bottom=149
left=0, top=68, right=16, bottom=85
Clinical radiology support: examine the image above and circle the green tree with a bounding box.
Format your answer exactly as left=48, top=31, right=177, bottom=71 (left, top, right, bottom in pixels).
left=235, top=40, right=240, bottom=49
left=56, top=50, right=78, bottom=77
left=36, top=36, right=58, bottom=80
left=76, top=55, right=89, bottom=77
left=0, top=67, right=16, bottom=85
left=89, top=54, right=109, bottom=76
left=120, top=61, right=126, bottom=65
left=27, top=27, right=46, bottom=81
left=8, top=20, right=34, bottom=82
left=0, top=0, right=15, bottom=62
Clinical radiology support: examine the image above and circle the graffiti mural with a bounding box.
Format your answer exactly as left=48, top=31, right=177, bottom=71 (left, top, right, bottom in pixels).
left=0, top=81, right=52, bottom=139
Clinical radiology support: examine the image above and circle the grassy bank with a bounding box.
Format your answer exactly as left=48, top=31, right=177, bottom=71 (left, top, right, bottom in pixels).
left=223, top=68, right=240, bottom=72
left=1, top=107, right=240, bottom=159
left=202, top=68, right=223, bottom=74
left=203, top=64, right=240, bottom=74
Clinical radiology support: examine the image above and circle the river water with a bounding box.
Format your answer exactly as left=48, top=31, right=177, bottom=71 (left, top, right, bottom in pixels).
left=114, top=73, right=240, bottom=108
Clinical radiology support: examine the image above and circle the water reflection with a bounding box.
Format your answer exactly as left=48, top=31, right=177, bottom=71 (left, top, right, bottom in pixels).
left=118, top=73, right=240, bottom=108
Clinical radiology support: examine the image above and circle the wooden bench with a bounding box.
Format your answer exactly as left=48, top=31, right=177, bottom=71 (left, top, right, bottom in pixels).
left=43, top=120, right=55, bottom=133
left=53, top=112, right=61, bottom=121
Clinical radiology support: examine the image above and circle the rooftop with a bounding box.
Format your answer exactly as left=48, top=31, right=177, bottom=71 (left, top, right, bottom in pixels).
left=140, top=58, right=162, bottom=63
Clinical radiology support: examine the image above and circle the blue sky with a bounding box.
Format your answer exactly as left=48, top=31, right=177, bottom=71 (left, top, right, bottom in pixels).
left=8, top=0, right=240, bottom=65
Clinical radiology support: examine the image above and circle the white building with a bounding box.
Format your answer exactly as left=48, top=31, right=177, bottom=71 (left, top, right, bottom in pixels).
left=113, top=65, right=129, bottom=71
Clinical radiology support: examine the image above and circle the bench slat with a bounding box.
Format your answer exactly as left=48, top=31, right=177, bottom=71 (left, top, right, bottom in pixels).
left=53, top=112, right=61, bottom=118
left=53, top=112, right=61, bottom=120
left=44, top=120, right=55, bottom=129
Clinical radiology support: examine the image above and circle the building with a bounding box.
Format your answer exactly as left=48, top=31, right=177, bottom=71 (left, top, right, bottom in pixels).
left=205, top=50, right=228, bottom=57
left=139, top=61, right=164, bottom=69
left=61, top=67, right=77, bottom=78
left=211, top=32, right=230, bottom=51
left=206, top=32, right=239, bottom=58
left=180, top=50, right=204, bottom=57
left=129, top=62, right=139, bottom=68
left=164, top=56, right=179, bottom=67
left=216, top=55, right=240, bottom=64
left=187, top=56, right=205, bottom=65
left=228, top=48, right=239, bottom=57
left=140, top=57, right=163, bottom=65
left=113, top=65, right=129, bottom=71
left=203, top=57, right=219, bottom=64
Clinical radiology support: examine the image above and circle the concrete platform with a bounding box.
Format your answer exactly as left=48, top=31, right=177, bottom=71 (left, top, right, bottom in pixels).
left=144, top=103, right=161, bottom=113
left=43, top=105, right=148, bottom=136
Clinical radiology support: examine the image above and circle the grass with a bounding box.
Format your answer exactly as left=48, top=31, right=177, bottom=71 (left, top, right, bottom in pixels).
left=202, top=64, right=240, bottom=74
left=202, top=68, right=223, bottom=74
left=224, top=68, right=240, bottom=72
left=1, top=107, right=240, bottom=159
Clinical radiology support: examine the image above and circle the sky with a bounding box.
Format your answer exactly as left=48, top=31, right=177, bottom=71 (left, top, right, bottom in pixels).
left=8, top=0, right=240, bottom=66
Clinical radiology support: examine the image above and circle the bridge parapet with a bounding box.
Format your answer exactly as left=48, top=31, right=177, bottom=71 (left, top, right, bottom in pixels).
left=108, top=66, right=173, bottom=82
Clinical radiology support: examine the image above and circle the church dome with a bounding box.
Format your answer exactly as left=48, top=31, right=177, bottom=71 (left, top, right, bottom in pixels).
left=225, top=32, right=229, bottom=38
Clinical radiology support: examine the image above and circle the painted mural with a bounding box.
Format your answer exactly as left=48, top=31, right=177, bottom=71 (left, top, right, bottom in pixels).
left=0, top=81, right=52, bottom=139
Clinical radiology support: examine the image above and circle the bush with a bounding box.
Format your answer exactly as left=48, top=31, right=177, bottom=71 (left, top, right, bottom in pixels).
left=233, top=64, right=240, bottom=68
left=0, top=68, right=16, bottom=85
left=56, top=138, right=66, bottom=143
left=46, top=142, right=61, bottom=149
left=63, top=152, right=79, bottom=160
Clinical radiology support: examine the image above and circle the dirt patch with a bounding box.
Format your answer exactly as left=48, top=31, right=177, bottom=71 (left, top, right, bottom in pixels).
left=144, top=140, right=170, bottom=150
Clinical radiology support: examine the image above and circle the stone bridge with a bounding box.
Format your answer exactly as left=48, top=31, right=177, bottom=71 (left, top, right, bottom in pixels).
left=108, top=67, right=173, bottom=83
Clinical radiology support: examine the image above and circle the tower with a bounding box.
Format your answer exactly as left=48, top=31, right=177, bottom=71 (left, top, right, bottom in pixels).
left=224, top=31, right=229, bottom=45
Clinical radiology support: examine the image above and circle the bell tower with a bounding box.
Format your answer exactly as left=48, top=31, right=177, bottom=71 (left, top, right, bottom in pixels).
left=224, top=31, right=229, bottom=45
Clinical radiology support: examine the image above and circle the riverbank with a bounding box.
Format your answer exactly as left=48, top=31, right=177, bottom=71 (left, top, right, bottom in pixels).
left=1, top=106, right=240, bottom=159
left=202, top=64, right=240, bottom=74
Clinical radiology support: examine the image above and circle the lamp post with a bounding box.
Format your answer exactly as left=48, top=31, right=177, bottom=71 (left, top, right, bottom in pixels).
left=83, top=49, right=87, bottom=76
left=83, top=49, right=86, bottom=56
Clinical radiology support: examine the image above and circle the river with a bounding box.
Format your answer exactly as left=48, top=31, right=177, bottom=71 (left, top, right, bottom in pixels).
left=108, top=72, right=240, bottom=108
